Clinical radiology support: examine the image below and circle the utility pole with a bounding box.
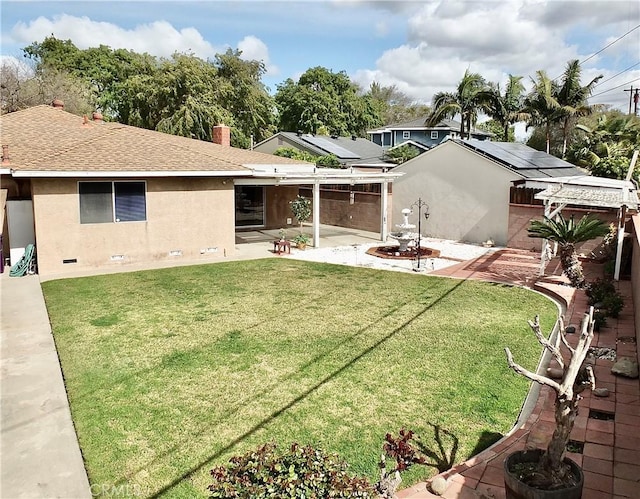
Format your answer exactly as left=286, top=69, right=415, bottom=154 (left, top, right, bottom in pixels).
left=624, top=86, right=639, bottom=115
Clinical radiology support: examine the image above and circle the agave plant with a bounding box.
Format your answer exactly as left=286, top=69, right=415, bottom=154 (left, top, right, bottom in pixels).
left=528, top=214, right=608, bottom=288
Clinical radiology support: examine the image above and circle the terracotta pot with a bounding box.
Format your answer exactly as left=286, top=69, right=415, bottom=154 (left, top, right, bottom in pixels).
left=504, top=449, right=583, bottom=499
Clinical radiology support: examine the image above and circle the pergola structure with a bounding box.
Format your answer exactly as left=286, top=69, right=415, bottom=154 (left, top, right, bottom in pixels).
left=236, top=164, right=404, bottom=246
left=520, top=154, right=639, bottom=280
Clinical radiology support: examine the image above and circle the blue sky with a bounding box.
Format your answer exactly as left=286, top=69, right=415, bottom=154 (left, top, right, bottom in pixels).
left=2, top=0, right=639, bottom=118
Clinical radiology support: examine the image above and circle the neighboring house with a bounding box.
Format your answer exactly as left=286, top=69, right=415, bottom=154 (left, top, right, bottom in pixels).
left=1, top=103, right=399, bottom=276
left=253, top=131, right=394, bottom=169
left=392, top=139, right=586, bottom=247
left=368, top=117, right=493, bottom=151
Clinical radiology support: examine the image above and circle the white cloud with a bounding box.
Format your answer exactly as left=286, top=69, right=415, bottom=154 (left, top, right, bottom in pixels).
left=351, top=0, right=638, bottom=114
left=9, top=14, right=222, bottom=59
left=237, top=35, right=279, bottom=76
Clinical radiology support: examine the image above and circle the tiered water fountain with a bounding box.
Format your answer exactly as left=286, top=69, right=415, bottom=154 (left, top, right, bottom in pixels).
left=389, top=208, right=418, bottom=252
left=366, top=207, right=440, bottom=260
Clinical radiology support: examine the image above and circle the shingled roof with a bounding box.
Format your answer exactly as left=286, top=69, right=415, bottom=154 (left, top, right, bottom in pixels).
left=0, top=105, right=310, bottom=176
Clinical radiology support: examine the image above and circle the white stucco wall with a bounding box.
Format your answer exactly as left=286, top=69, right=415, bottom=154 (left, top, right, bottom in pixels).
left=392, top=141, right=523, bottom=246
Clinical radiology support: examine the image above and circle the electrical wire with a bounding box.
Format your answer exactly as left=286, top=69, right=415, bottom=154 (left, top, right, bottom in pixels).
left=580, top=24, right=640, bottom=66
left=589, top=77, right=640, bottom=99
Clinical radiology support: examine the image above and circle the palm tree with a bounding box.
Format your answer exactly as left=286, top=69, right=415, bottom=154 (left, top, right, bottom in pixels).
left=426, top=69, right=493, bottom=139
left=487, top=74, right=526, bottom=142
left=556, top=60, right=603, bottom=157
left=528, top=214, right=609, bottom=288
left=523, top=71, right=562, bottom=154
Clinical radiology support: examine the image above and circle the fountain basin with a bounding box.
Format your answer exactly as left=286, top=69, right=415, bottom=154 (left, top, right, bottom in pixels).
left=366, top=246, right=441, bottom=260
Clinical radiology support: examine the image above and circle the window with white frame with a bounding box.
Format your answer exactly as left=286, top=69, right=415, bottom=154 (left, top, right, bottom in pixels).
left=79, top=181, right=147, bottom=224
left=402, top=131, right=410, bottom=139
left=431, top=131, right=439, bottom=139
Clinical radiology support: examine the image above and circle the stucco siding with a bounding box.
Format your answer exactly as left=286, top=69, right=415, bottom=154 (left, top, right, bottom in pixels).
left=393, top=141, right=519, bottom=246
left=32, top=177, right=236, bottom=275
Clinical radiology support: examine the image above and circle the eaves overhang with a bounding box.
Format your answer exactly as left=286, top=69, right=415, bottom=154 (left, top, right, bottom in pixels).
left=10, top=169, right=252, bottom=178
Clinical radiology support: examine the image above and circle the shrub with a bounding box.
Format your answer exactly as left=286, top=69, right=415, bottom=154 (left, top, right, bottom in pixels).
left=207, top=443, right=374, bottom=498
left=586, top=277, right=624, bottom=319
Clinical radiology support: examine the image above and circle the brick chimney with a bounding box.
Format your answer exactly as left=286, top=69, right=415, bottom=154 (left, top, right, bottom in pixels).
left=212, top=124, right=230, bottom=146
left=52, top=99, right=64, bottom=109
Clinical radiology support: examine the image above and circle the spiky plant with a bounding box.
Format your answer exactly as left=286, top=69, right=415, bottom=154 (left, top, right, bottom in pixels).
left=528, top=214, right=608, bottom=288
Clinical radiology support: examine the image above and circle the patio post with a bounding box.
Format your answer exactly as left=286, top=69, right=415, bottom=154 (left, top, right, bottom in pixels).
left=313, top=180, right=320, bottom=248
left=380, top=180, right=389, bottom=242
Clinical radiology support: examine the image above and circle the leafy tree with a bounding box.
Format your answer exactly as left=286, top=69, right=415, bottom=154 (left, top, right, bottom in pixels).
left=426, top=69, right=493, bottom=139
left=476, top=119, right=514, bottom=142
left=23, top=36, right=156, bottom=120
left=523, top=70, right=562, bottom=154
left=528, top=214, right=609, bottom=288
left=213, top=49, right=276, bottom=147
left=273, top=147, right=317, bottom=163
left=487, top=75, right=526, bottom=142
left=568, top=111, right=640, bottom=182
left=555, top=60, right=603, bottom=157
left=275, top=67, right=382, bottom=136
left=1, top=59, right=94, bottom=115
left=316, top=154, right=342, bottom=168
left=383, top=143, right=420, bottom=164
left=367, top=82, right=430, bottom=125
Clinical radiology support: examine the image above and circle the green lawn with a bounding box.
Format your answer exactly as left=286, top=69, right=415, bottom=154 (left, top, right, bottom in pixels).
left=42, top=258, right=557, bottom=498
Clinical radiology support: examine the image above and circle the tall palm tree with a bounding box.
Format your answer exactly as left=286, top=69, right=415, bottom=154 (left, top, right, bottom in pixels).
left=556, top=60, right=603, bottom=157
left=426, top=69, right=493, bottom=139
left=487, top=74, right=526, bottom=142
left=528, top=214, right=608, bottom=288
left=523, top=70, right=562, bottom=154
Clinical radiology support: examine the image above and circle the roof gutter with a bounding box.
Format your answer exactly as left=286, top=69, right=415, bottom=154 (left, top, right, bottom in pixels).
left=10, top=169, right=253, bottom=178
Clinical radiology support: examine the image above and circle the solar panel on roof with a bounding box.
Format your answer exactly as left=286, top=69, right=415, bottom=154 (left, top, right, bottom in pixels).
left=301, top=136, right=361, bottom=159
left=466, top=140, right=574, bottom=170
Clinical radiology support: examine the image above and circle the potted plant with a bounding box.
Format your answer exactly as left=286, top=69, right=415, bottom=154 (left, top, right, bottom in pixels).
left=503, top=307, right=596, bottom=499
left=290, top=195, right=312, bottom=249
left=292, top=233, right=310, bottom=250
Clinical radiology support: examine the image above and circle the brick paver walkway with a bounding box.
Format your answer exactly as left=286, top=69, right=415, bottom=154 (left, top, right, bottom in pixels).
left=398, top=250, right=638, bottom=498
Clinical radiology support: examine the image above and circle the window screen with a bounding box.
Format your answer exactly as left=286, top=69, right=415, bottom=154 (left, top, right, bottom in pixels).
left=115, top=182, right=146, bottom=222
left=79, top=181, right=146, bottom=224
left=79, top=182, right=113, bottom=223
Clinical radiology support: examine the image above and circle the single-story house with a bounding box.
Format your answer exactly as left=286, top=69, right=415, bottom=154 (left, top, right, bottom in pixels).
left=391, top=139, right=590, bottom=247
left=253, top=131, right=394, bottom=169
left=1, top=103, right=400, bottom=276
left=368, top=117, right=493, bottom=151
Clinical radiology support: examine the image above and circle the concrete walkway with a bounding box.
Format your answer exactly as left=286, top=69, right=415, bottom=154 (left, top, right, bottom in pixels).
left=1, top=274, right=91, bottom=499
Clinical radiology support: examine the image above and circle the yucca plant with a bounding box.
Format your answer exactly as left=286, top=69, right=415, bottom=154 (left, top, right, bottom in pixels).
left=528, top=214, right=608, bottom=288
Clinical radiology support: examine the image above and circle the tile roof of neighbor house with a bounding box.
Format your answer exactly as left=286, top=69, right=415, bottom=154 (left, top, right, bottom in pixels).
left=263, top=131, right=391, bottom=165
left=457, top=139, right=586, bottom=178
left=0, top=105, right=310, bottom=176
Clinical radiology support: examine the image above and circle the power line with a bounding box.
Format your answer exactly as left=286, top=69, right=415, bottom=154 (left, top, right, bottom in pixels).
left=580, top=24, right=640, bottom=65
left=551, top=24, right=640, bottom=82
left=593, top=61, right=640, bottom=87
left=589, top=77, right=640, bottom=99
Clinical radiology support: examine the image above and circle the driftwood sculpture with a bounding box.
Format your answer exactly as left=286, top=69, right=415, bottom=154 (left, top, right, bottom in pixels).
left=504, top=308, right=596, bottom=488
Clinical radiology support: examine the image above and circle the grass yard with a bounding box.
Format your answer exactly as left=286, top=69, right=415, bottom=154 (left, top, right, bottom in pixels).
left=42, top=258, right=557, bottom=498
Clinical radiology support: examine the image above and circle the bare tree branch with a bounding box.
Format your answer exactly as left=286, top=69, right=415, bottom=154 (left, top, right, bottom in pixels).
left=504, top=347, right=562, bottom=392
left=528, top=315, right=565, bottom=369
